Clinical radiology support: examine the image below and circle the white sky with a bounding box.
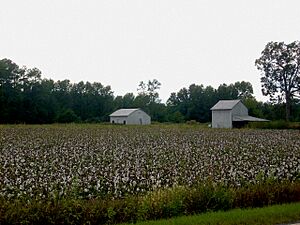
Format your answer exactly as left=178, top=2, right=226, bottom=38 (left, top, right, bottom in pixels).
left=1, top=0, right=300, bottom=102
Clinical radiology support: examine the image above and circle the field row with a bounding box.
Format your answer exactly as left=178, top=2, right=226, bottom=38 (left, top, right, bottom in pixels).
left=0, top=125, right=299, bottom=199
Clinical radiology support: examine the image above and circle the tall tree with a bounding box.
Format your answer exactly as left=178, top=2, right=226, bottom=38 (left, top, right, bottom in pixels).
left=255, top=41, right=300, bottom=121
left=0, top=59, right=26, bottom=122
left=137, top=79, right=161, bottom=103
left=147, top=79, right=161, bottom=103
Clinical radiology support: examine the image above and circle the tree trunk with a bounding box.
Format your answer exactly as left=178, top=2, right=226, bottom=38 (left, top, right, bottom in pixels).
left=285, top=93, right=291, bottom=121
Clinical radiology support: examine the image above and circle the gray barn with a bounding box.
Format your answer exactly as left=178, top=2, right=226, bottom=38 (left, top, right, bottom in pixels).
left=109, top=108, right=151, bottom=125
left=211, top=100, right=268, bottom=128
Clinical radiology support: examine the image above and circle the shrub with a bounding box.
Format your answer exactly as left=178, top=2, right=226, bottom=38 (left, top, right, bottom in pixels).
left=56, top=109, right=81, bottom=123
left=138, top=186, right=187, bottom=220
left=183, top=183, right=234, bottom=214
left=247, top=120, right=300, bottom=129
left=1, top=181, right=299, bottom=224
left=186, top=120, right=199, bottom=125
left=233, top=181, right=300, bottom=208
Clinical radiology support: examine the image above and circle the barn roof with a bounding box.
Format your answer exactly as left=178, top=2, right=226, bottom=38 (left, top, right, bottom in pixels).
left=110, top=108, right=139, bottom=117
left=210, top=100, right=241, bottom=110
left=233, top=115, right=269, bottom=122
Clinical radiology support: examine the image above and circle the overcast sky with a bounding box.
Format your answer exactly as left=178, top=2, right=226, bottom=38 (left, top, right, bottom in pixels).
left=1, top=0, right=300, bottom=102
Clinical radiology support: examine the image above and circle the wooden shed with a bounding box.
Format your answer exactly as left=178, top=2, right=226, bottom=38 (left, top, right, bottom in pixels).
left=210, top=100, right=268, bottom=128
left=109, top=108, right=151, bottom=125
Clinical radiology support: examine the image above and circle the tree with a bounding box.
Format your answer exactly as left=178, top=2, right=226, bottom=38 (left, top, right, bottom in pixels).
left=255, top=41, right=300, bottom=121
left=0, top=59, right=28, bottom=123
left=216, top=82, right=254, bottom=101
left=233, top=81, right=254, bottom=99
left=122, top=93, right=135, bottom=107
left=167, top=87, right=189, bottom=120
left=243, top=98, right=264, bottom=118
left=147, top=79, right=161, bottom=103
left=216, top=83, right=238, bottom=100
left=56, top=109, right=80, bottom=123
left=136, top=79, right=162, bottom=121
left=137, top=79, right=161, bottom=103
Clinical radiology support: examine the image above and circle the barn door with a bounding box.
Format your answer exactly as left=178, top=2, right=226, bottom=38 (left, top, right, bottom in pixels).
left=139, top=118, right=142, bottom=125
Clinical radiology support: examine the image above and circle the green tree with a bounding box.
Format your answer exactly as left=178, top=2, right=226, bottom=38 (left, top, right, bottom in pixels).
left=135, top=79, right=162, bottom=121
left=255, top=41, right=300, bottom=121
left=167, top=81, right=254, bottom=123
left=167, top=85, right=216, bottom=122
left=234, top=81, right=254, bottom=99
left=167, top=111, right=185, bottom=123
left=56, top=109, right=80, bottom=123
left=21, top=79, right=57, bottom=123
left=0, top=59, right=26, bottom=123
left=216, top=83, right=238, bottom=100
left=216, top=82, right=253, bottom=101
left=120, top=93, right=135, bottom=108
left=243, top=98, right=264, bottom=118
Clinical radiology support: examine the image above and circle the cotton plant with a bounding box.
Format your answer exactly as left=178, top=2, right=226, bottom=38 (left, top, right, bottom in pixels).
left=0, top=126, right=299, bottom=200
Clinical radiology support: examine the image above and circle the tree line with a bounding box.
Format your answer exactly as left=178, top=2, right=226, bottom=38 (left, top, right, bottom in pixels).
left=0, top=56, right=299, bottom=124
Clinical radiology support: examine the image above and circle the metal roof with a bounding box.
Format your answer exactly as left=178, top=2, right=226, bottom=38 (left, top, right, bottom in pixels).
left=109, top=108, right=139, bottom=117
left=210, top=100, right=241, bottom=110
left=233, top=115, right=269, bottom=122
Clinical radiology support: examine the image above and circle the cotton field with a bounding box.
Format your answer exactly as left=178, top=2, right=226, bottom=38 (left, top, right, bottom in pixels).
left=0, top=125, right=299, bottom=200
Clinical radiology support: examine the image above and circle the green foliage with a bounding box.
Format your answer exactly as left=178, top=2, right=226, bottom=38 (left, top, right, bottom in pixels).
left=233, top=180, right=300, bottom=208
left=167, top=81, right=255, bottom=123
left=256, top=41, right=300, bottom=121
left=0, top=181, right=299, bottom=224
left=1, top=58, right=299, bottom=124
left=0, top=58, right=115, bottom=124
left=183, top=183, right=234, bottom=214
left=56, top=109, right=81, bottom=123
left=243, top=98, right=264, bottom=118
left=167, top=111, right=185, bottom=123
left=247, top=120, right=300, bottom=129
left=138, top=186, right=187, bottom=220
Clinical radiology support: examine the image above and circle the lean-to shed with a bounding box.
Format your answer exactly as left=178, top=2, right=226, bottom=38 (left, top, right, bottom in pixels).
left=211, top=100, right=268, bottom=128
left=109, top=108, right=151, bottom=125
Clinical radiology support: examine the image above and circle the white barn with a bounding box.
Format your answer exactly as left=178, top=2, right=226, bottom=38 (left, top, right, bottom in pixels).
left=109, top=108, right=151, bottom=125
left=211, top=100, right=268, bottom=128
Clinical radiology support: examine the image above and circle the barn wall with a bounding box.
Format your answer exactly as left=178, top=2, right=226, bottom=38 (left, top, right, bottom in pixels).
left=232, top=102, right=248, bottom=116
left=212, top=110, right=232, bottom=128
left=127, top=110, right=151, bottom=125
left=110, top=116, right=127, bottom=124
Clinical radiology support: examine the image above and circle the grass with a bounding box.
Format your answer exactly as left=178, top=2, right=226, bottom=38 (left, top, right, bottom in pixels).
left=123, top=202, right=300, bottom=225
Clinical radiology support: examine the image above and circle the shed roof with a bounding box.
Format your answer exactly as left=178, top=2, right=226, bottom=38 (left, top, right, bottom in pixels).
left=110, top=108, right=139, bottom=117
left=233, top=115, right=269, bottom=122
left=210, top=100, right=241, bottom=110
